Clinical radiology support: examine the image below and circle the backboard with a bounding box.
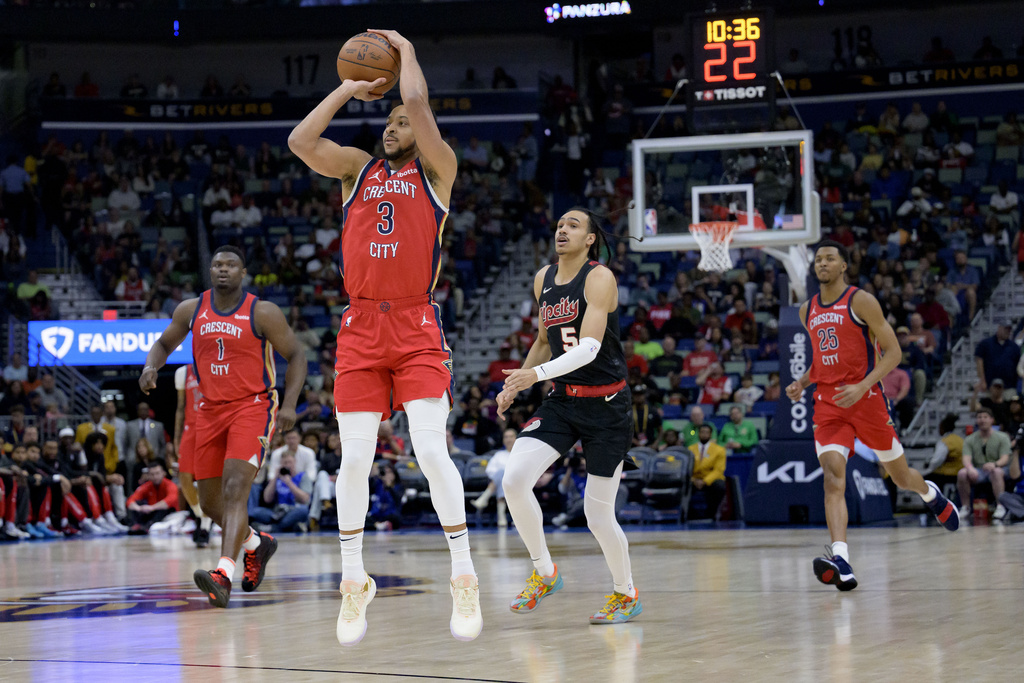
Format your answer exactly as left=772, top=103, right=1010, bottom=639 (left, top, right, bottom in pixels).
left=628, top=129, right=820, bottom=252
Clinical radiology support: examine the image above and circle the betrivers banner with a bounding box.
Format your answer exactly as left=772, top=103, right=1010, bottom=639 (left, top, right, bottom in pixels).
left=28, top=320, right=191, bottom=367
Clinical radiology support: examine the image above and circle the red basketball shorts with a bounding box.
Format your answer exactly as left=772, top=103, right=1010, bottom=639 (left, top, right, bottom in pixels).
left=813, top=383, right=903, bottom=461
left=334, top=295, right=455, bottom=419
left=178, top=422, right=196, bottom=476
left=193, top=391, right=278, bottom=480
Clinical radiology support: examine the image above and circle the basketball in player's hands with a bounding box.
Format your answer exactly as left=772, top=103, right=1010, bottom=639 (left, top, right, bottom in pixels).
left=337, top=32, right=401, bottom=95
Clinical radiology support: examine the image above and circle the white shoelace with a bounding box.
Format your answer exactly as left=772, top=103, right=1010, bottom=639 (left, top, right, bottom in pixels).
left=452, top=584, right=479, bottom=616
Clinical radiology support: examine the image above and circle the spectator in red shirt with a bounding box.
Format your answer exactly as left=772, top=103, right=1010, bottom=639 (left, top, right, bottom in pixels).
left=648, top=291, right=673, bottom=333
left=881, top=366, right=914, bottom=428
left=724, top=299, right=755, bottom=334
left=916, top=285, right=951, bottom=330
left=697, top=363, right=733, bottom=406
left=683, top=337, right=719, bottom=376
left=73, top=71, right=99, bottom=98
left=626, top=305, right=657, bottom=341
left=623, top=340, right=649, bottom=376
left=487, top=343, right=520, bottom=384
left=126, top=459, right=178, bottom=533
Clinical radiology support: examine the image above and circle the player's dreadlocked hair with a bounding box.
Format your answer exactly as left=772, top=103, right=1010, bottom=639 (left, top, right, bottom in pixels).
left=565, top=206, right=612, bottom=263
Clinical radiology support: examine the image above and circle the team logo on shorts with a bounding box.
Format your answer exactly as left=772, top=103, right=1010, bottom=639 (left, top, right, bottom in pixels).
left=258, top=436, right=271, bottom=451
left=521, top=417, right=542, bottom=433
left=442, top=359, right=454, bottom=376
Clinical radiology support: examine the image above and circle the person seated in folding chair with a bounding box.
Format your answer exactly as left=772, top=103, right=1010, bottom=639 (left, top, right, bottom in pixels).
left=687, top=424, right=726, bottom=520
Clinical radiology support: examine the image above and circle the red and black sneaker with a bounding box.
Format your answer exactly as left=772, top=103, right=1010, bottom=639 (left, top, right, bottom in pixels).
left=241, top=532, right=278, bottom=593
left=194, top=568, right=232, bottom=607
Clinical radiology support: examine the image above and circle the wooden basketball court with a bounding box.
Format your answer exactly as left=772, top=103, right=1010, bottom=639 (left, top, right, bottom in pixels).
left=1, top=523, right=1020, bottom=681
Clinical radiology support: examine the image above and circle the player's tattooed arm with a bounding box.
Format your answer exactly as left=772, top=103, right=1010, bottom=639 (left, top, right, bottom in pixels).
left=254, top=301, right=308, bottom=432
left=140, top=298, right=199, bottom=394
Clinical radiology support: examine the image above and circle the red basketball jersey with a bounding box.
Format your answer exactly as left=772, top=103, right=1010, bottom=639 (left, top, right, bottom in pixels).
left=184, top=365, right=202, bottom=420
left=806, top=285, right=877, bottom=387
left=189, top=290, right=275, bottom=403
left=340, top=158, right=447, bottom=300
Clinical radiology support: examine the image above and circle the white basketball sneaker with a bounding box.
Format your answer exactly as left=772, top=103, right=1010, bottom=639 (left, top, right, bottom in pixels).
left=449, top=574, right=483, bottom=641
left=337, top=575, right=376, bottom=647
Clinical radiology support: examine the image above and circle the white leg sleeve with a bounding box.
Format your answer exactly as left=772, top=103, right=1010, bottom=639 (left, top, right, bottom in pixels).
left=584, top=463, right=633, bottom=594
left=403, top=396, right=466, bottom=527
left=335, top=411, right=382, bottom=530
left=502, top=437, right=562, bottom=568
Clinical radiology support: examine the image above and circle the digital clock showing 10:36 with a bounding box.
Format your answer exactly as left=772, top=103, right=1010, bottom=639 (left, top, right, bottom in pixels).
left=690, top=12, right=772, bottom=105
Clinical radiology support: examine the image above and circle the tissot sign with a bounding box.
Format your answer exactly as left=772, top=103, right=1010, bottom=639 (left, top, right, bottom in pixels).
left=28, top=320, right=192, bottom=367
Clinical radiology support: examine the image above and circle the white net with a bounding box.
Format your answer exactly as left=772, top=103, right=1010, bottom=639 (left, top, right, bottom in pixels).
left=690, top=222, right=739, bottom=272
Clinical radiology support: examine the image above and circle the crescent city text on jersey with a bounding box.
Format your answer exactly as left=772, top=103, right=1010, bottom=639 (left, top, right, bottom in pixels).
left=198, top=321, right=244, bottom=338
left=362, top=178, right=418, bottom=202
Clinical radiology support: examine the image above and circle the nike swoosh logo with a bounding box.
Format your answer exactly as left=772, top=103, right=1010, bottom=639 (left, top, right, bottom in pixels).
left=542, top=287, right=552, bottom=293
left=448, top=531, right=468, bottom=540
left=604, top=392, right=618, bottom=402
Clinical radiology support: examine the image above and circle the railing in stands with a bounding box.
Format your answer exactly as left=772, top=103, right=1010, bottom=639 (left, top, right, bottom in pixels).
left=57, top=300, right=148, bottom=320
left=24, top=333, right=102, bottom=415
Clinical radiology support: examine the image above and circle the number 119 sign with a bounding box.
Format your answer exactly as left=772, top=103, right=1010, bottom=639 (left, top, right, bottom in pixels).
left=690, top=9, right=773, bottom=105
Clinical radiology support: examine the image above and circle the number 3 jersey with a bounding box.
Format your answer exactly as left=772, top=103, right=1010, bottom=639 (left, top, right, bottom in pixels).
left=189, top=290, right=276, bottom=403
left=340, top=158, right=448, bottom=300
left=805, top=285, right=878, bottom=389
left=539, top=261, right=625, bottom=387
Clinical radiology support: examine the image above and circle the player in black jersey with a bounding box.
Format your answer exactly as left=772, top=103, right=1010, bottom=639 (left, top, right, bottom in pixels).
left=497, top=207, right=642, bottom=625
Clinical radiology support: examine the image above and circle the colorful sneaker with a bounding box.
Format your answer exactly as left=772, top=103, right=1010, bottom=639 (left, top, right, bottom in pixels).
left=450, top=575, right=483, bottom=641
left=924, top=481, right=959, bottom=531
left=194, top=568, right=232, bottom=607
left=241, top=532, right=278, bottom=592
left=509, top=565, right=563, bottom=613
left=589, top=591, right=643, bottom=624
left=813, top=551, right=858, bottom=591
left=337, top=576, right=376, bottom=646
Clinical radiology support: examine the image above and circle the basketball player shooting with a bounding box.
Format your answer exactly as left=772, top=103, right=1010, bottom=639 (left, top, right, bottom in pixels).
left=288, top=29, right=482, bottom=645
left=496, top=208, right=642, bottom=624
left=786, top=241, right=959, bottom=591
left=140, top=245, right=307, bottom=607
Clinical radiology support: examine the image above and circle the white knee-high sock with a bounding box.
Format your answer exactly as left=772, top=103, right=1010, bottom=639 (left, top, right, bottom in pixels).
left=584, top=464, right=635, bottom=597
left=502, top=437, right=561, bottom=577
left=336, top=411, right=381, bottom=584
left=405, top=396, right=475, bottom=579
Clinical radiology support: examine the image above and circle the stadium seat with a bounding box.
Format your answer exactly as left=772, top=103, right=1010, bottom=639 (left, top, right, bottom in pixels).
left=641, top=448, right=692, bottom=523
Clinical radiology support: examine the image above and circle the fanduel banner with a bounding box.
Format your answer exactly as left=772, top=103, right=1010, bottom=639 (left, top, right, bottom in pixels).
left=28, top=320, right=191, bottom=367
left=769, top=306, right=815, bottom=441
left=744, top=441, right=892, bottom=525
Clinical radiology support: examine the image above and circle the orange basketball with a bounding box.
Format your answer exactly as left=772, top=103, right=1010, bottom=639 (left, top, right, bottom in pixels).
left=337, top=32, right=401, bottom=95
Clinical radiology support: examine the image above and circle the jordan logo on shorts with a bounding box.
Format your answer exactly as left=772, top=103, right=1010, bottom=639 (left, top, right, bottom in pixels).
left=421, top=313, right=430, bottom=326
left=254, top=395, right=261, bottom=403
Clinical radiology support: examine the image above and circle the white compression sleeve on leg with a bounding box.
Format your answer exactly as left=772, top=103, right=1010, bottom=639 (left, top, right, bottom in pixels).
left=405, top=396, right=476, bottom=579
left=502, top=437, right=562, bottom=577
left=584, top=462, right=634, bottom=596
left=533, top=337, right=601, bottom=382
left=336, top=411, right=382, bottom=583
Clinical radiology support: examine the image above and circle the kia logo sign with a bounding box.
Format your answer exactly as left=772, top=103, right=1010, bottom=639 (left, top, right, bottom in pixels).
left=28, top=320, right=192, bottom=367
left=40, top=326, right=74, bottom=360
left=756, top=461, right=823, bottom=484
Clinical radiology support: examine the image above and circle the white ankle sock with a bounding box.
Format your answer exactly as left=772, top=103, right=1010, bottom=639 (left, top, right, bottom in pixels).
left=241, top=528, right=261, bottom=551
left=920, top=483, right=937, bottom=502
left=340, top=532, right=366, bottom=583
left=532, top=553, right=556, bottom=578
left=614, top=578, right=637, bottom=598
left=446, top=529, right=476, bottom=579
left=200, top=516, right=213, bottom=531
left=831, top=541, right=850, bottom=562
left=217, top=557, right=236, bottom=580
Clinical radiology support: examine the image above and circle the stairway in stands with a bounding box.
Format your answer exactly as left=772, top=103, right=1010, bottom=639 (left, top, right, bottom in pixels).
left=451, top=235, right=536, bottom=391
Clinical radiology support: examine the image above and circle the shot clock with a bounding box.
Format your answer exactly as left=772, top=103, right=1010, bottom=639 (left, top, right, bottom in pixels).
left=690, top=9, right=773, bottom=106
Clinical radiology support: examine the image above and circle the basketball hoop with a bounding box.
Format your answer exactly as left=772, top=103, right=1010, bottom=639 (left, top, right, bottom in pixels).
left=690, top=221, right=739, bottom=273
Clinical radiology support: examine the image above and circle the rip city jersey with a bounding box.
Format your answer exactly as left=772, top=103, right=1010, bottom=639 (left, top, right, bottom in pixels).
left=189, top=290, right=275, bottom=402
left=805, top=285, right=878, bottom=386
left=340, top=158, right=448, bottom=300
left=539, top=261, right=625, bottom=387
